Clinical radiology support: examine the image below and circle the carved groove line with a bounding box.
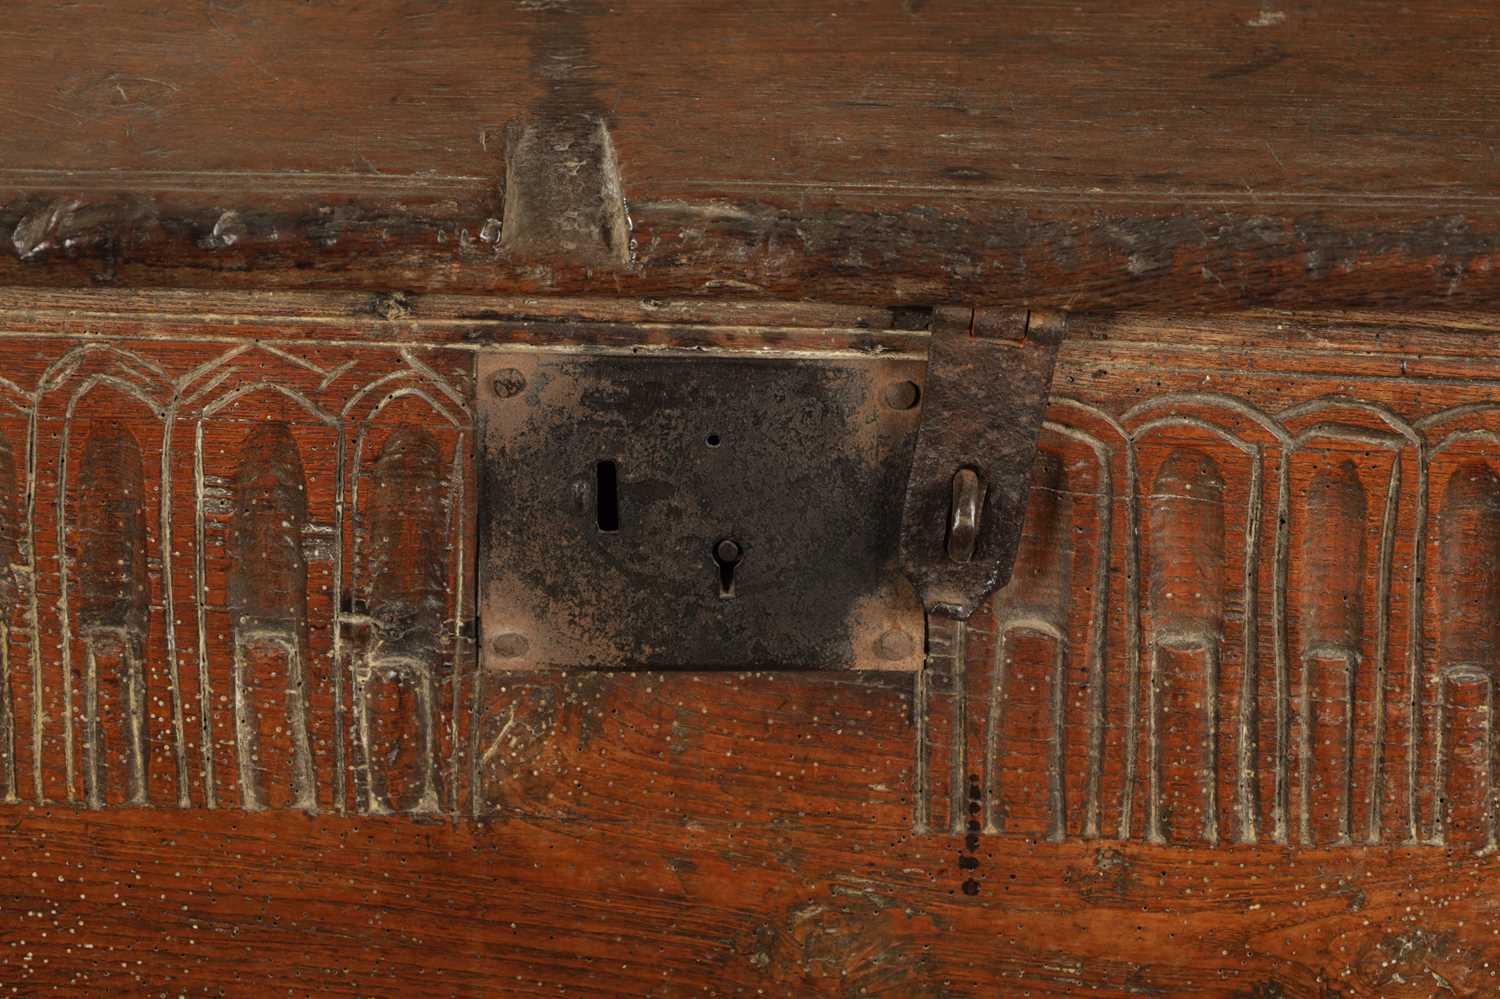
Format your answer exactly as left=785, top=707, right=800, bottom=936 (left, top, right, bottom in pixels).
left=346, top=382, right=467, bottom=815
left=1282, top=400, right=1425, bottom=845
left=1129, top=406, right=1272, bottom=846
left=1278, top=410, right=1414, bottom=846
left=980, top=428, right=1113, bottom=841
left=1422, top=424, right=1500, bottom=849
left=52, top=360, right=172, bottom=807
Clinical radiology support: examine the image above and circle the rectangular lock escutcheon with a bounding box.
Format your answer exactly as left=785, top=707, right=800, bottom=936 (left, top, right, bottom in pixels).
left=476, top=350, right=926, bottom=671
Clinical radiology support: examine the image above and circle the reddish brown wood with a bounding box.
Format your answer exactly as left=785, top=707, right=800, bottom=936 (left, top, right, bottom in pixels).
left=6, top=3, right=1500, bottom=988
left=2, top=3, right=1500, bottom=307
left=0, top=296, right=1491, bottom=994
left=0, top=674, right=1493, bottom=997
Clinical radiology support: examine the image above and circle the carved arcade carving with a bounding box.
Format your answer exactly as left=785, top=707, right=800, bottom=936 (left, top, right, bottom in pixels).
left=0, top=322, right=1494, bottom=850
left=0, top=338, right=474, bottom=818
left=915, top=377, right=1500, bottom=852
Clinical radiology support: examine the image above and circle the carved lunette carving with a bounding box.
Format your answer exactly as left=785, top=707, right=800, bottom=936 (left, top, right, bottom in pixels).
left=1433, top=462, right=1500, bottom=851
left=355, top=425, right=448, bottom=815
left=75, top=422, right=150, bottom=808
left=228, top=421, right=315, bottom=812
left=1146, top=447, right=1228, bottom=846
left=1297, top=461, right=1366, bottom=846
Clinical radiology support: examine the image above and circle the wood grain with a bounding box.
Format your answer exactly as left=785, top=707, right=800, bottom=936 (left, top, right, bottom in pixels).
left=2, top=2, right=1500, bottom=306
left=0, top=683, right=1498, bottom=997
left=0, top=296, right=1493, bottom=993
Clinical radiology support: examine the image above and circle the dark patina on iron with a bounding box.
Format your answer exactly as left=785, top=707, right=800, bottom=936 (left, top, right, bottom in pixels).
left=897, top=307, right=1066, bottom=618
left=477, top=350, right=926, bottom=671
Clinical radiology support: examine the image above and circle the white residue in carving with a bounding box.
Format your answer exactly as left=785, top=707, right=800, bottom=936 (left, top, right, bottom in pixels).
left=12, top=199, right=82, bottom=259
left=206, top=210, right=246, bottom=248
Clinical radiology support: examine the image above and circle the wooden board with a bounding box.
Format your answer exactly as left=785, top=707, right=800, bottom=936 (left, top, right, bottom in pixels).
left=0, top=293, right=1495, bottom=994
left=3, top=2, right=1500, bottom=307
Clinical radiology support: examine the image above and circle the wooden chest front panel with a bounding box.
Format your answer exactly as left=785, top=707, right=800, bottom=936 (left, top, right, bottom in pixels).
left=0, top=298, right=1497, bottom=995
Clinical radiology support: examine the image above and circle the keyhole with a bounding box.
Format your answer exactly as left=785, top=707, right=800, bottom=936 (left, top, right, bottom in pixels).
left=713, top=539, right=742, bottom=598
left=596, top=460, right=619, bottom=532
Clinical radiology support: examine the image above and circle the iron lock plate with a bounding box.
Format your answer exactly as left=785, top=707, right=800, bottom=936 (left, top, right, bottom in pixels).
left=477, top=350, right=926, bottom=671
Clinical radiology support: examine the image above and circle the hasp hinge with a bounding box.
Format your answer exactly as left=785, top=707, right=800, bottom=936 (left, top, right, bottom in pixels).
left=898, top=306, right=1067, bottom=619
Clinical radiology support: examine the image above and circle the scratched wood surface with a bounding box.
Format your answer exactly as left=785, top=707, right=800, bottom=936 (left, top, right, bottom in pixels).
left=4, top=2, right=1500, bottom=307
left=0, top=295, right=1494, bottom=994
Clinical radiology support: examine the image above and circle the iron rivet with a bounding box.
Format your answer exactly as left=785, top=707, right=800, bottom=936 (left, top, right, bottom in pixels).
left=489, top=632, right=530, bottom=659
left=491, top=368, right=527, bottom=398
left=883, top=380, right=921, bottom=411
left=876, top=629, right=916, bottom=661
